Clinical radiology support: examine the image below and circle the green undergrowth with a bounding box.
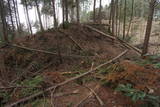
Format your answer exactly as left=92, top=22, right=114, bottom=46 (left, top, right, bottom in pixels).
left=17, top=75, right=43, bottom=97
left=116, top=84, right=160, bottom=107
left=135, top=54, right=160, bottom=69
left=0, top=76, right=44, bottom=106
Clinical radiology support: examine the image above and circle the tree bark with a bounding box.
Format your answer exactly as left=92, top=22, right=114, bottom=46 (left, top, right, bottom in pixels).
left=142, top=0, right=156, bottom=56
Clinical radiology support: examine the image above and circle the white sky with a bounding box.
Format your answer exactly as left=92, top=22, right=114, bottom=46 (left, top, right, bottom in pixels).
left=17, top=0, right=111, bottom=32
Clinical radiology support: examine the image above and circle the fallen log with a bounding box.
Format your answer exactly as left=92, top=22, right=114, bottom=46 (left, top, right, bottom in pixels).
left=84, top=25, right=116, bottom=40
left=117, top=38, right=142, bottom=54
left=0, top=41, right=92, bottom=58
left=84, top=25, right=142, bottom=55
left=5, top=50, right=128, bottom=107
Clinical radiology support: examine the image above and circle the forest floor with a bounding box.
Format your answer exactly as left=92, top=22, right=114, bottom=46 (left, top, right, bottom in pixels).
left=0, top=24, right=160, bottom=107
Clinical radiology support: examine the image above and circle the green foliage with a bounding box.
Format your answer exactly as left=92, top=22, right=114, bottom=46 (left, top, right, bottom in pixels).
left=18, top=75, right=43, bottom=97
left=0, top=91, right=10, bottom=104
left=135, top=54, right=160, bottom=69
left=154, top=63, right=160, bottom=69
left=116, top=84, right=159, bottom=103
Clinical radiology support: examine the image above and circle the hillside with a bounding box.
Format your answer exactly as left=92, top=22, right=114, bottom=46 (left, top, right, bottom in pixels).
left=0, top=24, right=160, bottom=107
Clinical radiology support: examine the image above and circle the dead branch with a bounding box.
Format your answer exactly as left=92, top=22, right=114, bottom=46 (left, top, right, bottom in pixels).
left=0, top=41, right=92, bottom=59
left=84, top=25, right=142, bottom=54
left=5, top=50, right=128, bottom=107
left=0, top=86, right=41, bottom=90
left=83, top=85, right=104, bottom=106
left=75, top=85, right=100, bottom=107
left=59, top=30, right=85, bottom=52
left=84, top=25, right=116, bottom=40
left=117, top=38, right=142, bottom=54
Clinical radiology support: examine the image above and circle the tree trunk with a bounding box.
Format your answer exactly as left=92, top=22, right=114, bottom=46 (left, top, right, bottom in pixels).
left=15, top=0, right=21, bottom=31
left=93, top=0, right=96, bottom=22
left=76, top=0, right=80, bottom=23
left=115, top=0, right=119, bottom=36
left=111, top=0, right=115, bottom=37
left=0, top=0, right=9, bottom=42
left=12, top=0, right=19, bottom=31
left=7, top=0, right=15, bottom=39
left=142, top=0, right=156, bottom=56
left=51, top=0, right=57, bottom=28
left=98, top=0, right=102, bottom=23
left=122, top=0, right=126, bottom=39
left=62, top=0, right=65, bottom=28
left=35, top=0, right=44, bottom=31
left=65, top=0, right=69, bottom=22
left=24, top=0, right=33, bottom=35
left=126, top=0, right=134, bottom=37
left=118, top=0, right=122, bottom=37
left=71, top=6, right=74, bottom=22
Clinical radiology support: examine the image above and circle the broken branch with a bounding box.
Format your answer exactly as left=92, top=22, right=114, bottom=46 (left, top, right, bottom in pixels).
left=0, top=41, right=92, bottom=58
left=5, top=50, right=128, bottom=107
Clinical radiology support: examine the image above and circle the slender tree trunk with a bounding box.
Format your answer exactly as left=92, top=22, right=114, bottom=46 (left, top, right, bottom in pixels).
left=115, top=0, right=119, bottom=37
left=98, top=0, right=102, bottom=23
left=122, top=0, right=126, bottom=39
left=126, top=0, right=134, bottom=37
left=51, top=0, right=57, bottom=28
left=12, top=0, right=19, bottom=31
left=76, top=0, right=80, bottom=23
left=0, top=0, right=9, bottom=42
left=23, top=6, right=29, bottom=33
left=7, top=0, right=15, bottom=38
left=109, top=0, right=114, bottom=33
left=35, top=0, right=44, bottom=31
left=65, top=0, right=69, bottom=22
left=71, top=6, right=74, bottom=22
left=118, top=0, right=122, bottom=37
left=93, top=0, right=96, bottom=22
left=142, top=0, right=156, bottom=56
left=62, top=0, right=65, bottom=28
left=111, top=0, right=115, bottom=37
left=15, top=0, right=21, bottom=31
left=24, top=0, right=33, bottom=35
